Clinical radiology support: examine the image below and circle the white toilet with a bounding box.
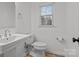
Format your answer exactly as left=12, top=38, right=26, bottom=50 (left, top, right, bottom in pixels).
left=30, top=41, right=47, bottom=57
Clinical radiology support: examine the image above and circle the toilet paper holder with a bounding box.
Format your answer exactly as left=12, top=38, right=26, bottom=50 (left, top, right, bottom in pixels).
left=56, top=37, right=64, bottom=41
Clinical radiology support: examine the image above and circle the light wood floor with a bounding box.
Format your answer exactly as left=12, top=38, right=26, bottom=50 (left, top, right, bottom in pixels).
left=25, top=51, right=64, bottom=57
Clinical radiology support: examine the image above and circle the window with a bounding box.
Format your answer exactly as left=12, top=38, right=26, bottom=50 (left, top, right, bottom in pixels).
left=40, top=4, right=54, bottom=27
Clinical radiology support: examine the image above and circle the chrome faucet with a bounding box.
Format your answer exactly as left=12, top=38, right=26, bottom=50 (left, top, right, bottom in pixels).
left=0, top=34, right=3, bottom=40
left=4, top=29, right=11, bottom=37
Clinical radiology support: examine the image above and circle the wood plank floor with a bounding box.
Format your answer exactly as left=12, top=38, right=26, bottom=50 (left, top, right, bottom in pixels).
left=25, top=51, right=64, bottom=57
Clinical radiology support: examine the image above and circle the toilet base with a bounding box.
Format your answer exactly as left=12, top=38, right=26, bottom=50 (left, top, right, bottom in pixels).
left=30, top=49, right=45, bottom=57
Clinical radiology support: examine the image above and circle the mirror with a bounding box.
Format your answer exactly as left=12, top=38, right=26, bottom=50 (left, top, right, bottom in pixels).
left=0, top=2, right=16, bottom=29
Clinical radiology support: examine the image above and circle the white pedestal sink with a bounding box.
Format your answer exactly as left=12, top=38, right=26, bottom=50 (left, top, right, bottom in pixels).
left=0, top=33, right=31, bottom=57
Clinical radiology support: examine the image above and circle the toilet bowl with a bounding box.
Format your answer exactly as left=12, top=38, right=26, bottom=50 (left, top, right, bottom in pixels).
left=30, top=41, right=47, bottom=57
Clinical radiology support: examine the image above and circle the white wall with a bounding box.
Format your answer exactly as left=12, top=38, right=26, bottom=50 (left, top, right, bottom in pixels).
left=0, top=2, right=16, bottom=34
left=15, top=2, right=31, bottom=34
left=15, top=2, right=79, bottom=56
left=0, top=2, right=15, bottom=29
left=30, top=2, right=67, bottom=55
left=65, top=3, right=79, bottom=56
left=30, top=2, right=79, bottom=56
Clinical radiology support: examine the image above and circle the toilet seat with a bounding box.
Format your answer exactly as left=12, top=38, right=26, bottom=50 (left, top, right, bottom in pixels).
left=30, top=41, right=47, bottom=57
left=32, top=42, right=47, bottom=50
left=32, top=42, right=47, bottom=47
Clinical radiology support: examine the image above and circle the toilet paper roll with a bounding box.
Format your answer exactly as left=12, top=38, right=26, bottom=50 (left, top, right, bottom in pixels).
left=57, top=36, right=63, bottom=41
left=73, top=35, right=78, bottom=39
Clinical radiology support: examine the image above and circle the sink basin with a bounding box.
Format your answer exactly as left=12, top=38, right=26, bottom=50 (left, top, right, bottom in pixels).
left=0, top=34, right=31, bottom=46
left=0, top=36, right=19, bottom=43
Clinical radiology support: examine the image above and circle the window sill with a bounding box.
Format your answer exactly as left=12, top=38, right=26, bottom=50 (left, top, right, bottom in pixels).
left=39, top=25, right=56, bottom=28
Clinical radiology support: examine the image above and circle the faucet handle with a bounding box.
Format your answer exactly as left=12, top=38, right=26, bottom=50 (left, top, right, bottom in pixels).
left=0, top=34, right=3, bottom=39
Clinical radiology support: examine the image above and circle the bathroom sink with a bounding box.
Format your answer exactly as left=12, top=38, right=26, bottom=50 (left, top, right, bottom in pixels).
left=0, top=34, right=30, bottom=46
left=0, top=33, right=31, bottom=57
left=0, top=36, right=18, bottom=43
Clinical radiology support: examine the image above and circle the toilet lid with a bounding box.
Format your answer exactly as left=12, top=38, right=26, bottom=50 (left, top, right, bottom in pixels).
left=32, top=42, right=47, bottom=47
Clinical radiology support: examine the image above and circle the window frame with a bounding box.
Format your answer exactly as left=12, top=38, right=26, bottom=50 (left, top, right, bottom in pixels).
left=39, top=4, right=55, bottom=28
